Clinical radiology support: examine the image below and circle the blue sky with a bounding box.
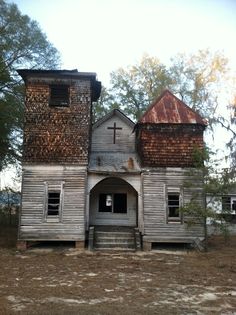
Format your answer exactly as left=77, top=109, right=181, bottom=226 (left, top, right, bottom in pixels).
left=13, top=0, right=236, bottom=85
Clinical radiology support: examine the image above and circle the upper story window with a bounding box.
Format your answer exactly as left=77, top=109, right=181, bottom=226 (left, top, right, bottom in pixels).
left=49, top=84, right=69, bottom=107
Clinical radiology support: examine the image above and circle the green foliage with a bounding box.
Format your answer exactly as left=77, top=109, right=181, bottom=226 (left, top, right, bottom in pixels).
left=97, top=50, right=232, bottom=125
left=180, top=147, right=236, bottom=250
left=0, top=0, right=61, bottom=171
left=92, top=86, right=121, bottom=123
left=0, top=186, right=20, bottom=226
left=94, top=54, right=172, bottom=121
left=170, top=49, right=229, bottom=121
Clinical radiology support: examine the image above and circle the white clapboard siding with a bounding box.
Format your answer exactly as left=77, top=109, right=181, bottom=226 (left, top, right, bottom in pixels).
left=142, top=169, right=204, bottom=239
left=92, top=115, right=135, bottom=153
left=19, top=166, right=87, bottom=241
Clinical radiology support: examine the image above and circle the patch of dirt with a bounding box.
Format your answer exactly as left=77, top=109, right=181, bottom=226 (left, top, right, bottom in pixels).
left=0, top=227, right=236, bottom=314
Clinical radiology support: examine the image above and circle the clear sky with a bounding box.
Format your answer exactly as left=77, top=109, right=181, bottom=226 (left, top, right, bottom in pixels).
left=2, top=0, right=236, bottom=189
left=12, top=0, right=236, bottom=85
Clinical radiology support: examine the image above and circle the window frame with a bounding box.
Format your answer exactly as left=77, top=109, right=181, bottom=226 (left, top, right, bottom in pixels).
left=222, top=196, right=236, bottom=214
left=98, top=193, right=127, bottom=214
left=44, top=182, right=64, bottom=222
left=49, top=84, right=70, bottom=107
left=166, top=189, right=183, bottom=224
left=47, top=191, right=61, bottom=216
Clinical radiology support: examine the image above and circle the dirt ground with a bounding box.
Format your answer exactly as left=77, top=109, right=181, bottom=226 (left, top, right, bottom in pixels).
left=0, top=227, right=235, bottom=315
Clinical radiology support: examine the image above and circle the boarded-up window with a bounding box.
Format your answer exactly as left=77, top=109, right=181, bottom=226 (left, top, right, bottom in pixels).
left=167, top=193, right=182, bottom=223
left=49, top=85, right=69, bottom=107
left=99, top=193, right=127, bottom=213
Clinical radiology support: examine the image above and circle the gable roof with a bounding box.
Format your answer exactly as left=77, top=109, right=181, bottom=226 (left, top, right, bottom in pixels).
left=139, top=90, right=207, bottom=126
left=93, top=109, right=135, bottom=130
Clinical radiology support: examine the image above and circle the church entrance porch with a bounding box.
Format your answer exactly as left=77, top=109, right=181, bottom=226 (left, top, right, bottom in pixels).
left=89, top=177, right=138, bottom=227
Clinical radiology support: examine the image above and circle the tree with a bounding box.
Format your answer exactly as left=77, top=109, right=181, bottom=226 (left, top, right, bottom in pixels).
left=96, top=54, right=173, bottom=121
left=98, top=50, right=233, bottom=125
left=226, top=86, right=236, bottom=168
left=92, top=86, right=120, bottom=123
left=169, top=49, right=230, bottom=127
left=0, top=0, right=61, bottom=171
left=0, top=186, right=20, bottom=225
left=180, top=147, right=236, bottom=251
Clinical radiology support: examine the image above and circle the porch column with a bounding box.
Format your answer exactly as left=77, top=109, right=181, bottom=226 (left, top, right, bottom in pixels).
left=138, top=193, right=144, bottom=233
left=85, top=192, right=90, bottom=230
left=138, top=173, right=144, bottom=234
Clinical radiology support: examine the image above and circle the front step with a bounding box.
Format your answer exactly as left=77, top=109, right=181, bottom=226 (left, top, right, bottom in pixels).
left=90, top=226, right=137, bottom=251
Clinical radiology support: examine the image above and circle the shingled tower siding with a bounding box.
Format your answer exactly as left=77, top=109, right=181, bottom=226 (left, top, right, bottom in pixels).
left=24, top=80, right=92, bottom=164
left=137, top=124, right=205, bottom=167
left=17, top=70, right=101, bottom=248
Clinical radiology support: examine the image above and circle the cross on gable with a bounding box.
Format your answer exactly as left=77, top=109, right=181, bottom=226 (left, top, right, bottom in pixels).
left=107, top=122, right=122, bottom=144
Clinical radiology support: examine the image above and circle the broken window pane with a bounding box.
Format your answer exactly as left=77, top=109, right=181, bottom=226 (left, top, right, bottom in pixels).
left=99, top=194, right=112, bottom=212
left=48, top=191, right=60, bottom=216
left=168, top=194, right=180, bottom=222
left=98, top=193, right=127, bottom=213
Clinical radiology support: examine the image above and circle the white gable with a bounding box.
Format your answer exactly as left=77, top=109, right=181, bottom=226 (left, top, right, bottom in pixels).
left=89, top=110, right=140, bottom=173
left=91, top=110, right=135, bottom=153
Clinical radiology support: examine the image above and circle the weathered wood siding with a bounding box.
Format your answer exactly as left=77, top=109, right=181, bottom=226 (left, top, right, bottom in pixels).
left=19, top=166, right=87, bottom=241
left=137, top=124, right=205, bottom=167
left=89, top=177, right=137, bottom=226
left=92, top=115, right=135, bottom=153
left=142, top=168, right=204, bottom=240
left=23, top=79, right=92, bottom=165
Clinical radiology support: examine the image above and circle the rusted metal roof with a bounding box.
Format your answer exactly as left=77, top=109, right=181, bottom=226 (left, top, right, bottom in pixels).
left=139, top=90, right=207, bottom=125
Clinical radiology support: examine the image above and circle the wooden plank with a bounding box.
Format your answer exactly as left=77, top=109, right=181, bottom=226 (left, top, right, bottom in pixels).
left=142, top=169, right=204, bottom=239
left=19, top=167, right=87, bottom=240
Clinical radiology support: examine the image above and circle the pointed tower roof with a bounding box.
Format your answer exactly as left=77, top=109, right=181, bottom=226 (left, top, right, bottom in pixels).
left=139, top=90, right=207, bottom=126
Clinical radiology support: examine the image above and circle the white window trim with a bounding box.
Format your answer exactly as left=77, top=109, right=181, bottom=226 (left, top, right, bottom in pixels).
left=44, top=182, right=64, bottom=222
left=166, top=187, right=183, bottom=224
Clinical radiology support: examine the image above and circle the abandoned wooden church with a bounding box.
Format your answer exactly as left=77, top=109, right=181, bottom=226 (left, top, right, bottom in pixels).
left=17, top=69, right=207, bottom=251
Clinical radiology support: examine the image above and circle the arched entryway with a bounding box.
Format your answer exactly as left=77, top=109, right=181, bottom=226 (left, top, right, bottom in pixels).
left=89, top=177, right=138, bottom=227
